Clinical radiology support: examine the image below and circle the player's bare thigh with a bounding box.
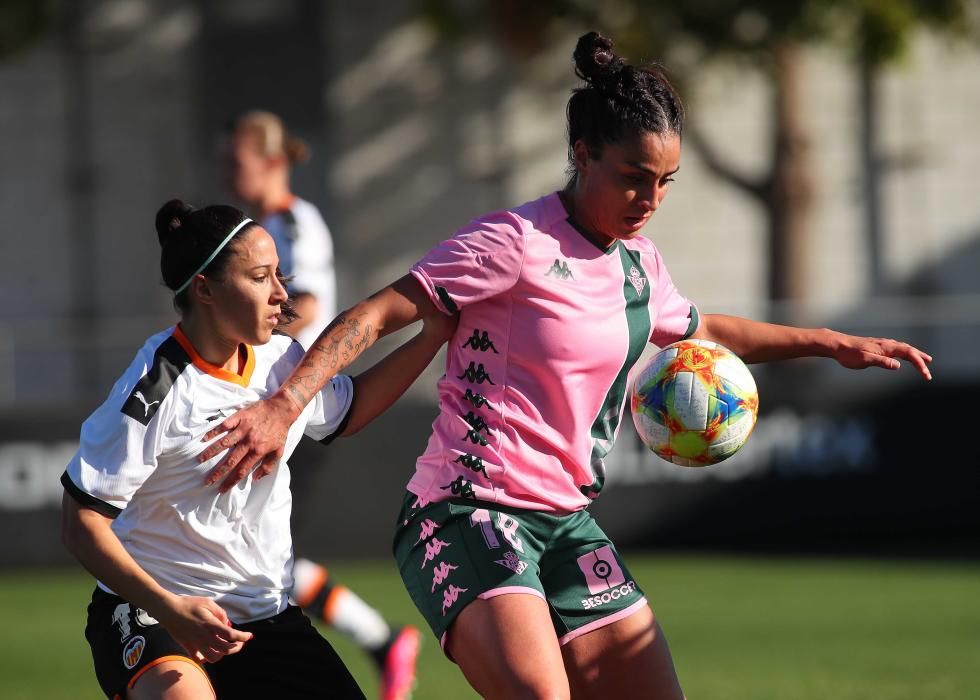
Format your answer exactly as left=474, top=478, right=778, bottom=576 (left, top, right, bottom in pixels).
left=561, top=603, right=685, bottom=700
left=127, top=658, right=215, bottom=700
left=446, top=593, right=570, bottom=700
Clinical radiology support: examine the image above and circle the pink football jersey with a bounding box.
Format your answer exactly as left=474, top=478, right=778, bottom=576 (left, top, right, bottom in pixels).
left=407, top=192, right=699, bottom=512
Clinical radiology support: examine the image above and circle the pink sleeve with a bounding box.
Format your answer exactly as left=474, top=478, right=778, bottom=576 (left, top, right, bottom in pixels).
left=648, top=247, right=700, bottom=348
left=410, top=212, right=527, bottom=313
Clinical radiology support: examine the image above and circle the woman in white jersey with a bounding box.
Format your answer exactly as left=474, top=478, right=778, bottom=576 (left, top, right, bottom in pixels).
left=198, top=33, right=933, bottom=699
left=60, top=199, right=453, bottom=699
left=226, top=111, right=423, bottom=700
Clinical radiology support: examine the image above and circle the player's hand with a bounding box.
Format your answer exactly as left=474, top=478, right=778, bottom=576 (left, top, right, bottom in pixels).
left=832, top=333, right=933, bottom=380
left=159, top=596, right=252, bottom=664
left=199, top=395, right=293, bottom=493
left=422, top=309, right=459, bottom=344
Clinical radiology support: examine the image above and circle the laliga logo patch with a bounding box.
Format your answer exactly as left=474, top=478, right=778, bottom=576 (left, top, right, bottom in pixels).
left=577, top=545, right=626, bottom=594
left=122, top=635, right=146, bottom=669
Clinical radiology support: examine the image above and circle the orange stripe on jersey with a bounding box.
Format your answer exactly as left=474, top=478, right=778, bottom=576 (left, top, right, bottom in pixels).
left=323, top=584, right=347, bottom=625
left=269, top=194, right=297, bottom=214
left=173, top=325, right=255, bottom=387
left=127, top=654, right=212, bottom=692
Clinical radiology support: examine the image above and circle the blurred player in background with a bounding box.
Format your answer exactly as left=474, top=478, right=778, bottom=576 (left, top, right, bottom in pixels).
left=204, top=33, right=933, bottom=699
left=60, top=200, right=453, bottom=699
left=226, top=111, right=421, bottom=700
left=227, top=110, right=334, bottom=349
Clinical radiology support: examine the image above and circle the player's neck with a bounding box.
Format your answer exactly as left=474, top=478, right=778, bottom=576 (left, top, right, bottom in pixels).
left=559, top=186, right=612, bottom=250
left=178, top=317, right=244, bottom=374
left=257, top=180, right=293, bottom=217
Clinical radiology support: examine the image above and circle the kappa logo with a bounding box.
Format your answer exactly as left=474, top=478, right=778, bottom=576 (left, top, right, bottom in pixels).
left=628, top=265, right=647, bottom=296
left=416, top=518, right=441, bottom=544
left=463, top=412, right=490, bottom=434
left=495, top=551, right=528, bottom=575
left=463, top=429, right=489, bottom=446
left=546, top=258, right=574, bottom=280
left=440, top=476, right=476, bottom=499
left=462, top=388, right=493, bottom=410
left=454, top=453, right=488, bottom=477
left=458, top=362, right=495, bottom=385
left=133, top=391, right=160, bottom=418
left=462, top=329, right=499, bottom=354
left=421, top=537, right=452, bottom=569
left=441, top=584, right=469, bottom=616
left=122, top=635, right=146, bottom=669
left=430, top=561, right=459, bottom=592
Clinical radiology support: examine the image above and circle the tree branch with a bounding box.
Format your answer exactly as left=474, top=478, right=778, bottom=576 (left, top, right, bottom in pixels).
left=686, top=125, right=768, bottom=202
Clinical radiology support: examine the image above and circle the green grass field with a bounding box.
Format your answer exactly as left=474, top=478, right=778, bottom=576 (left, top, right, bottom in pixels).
left=2, top=554, right=977, bottom=699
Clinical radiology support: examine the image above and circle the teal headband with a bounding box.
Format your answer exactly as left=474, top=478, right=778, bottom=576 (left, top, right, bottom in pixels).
left=174, top=218, right=253, bottom=295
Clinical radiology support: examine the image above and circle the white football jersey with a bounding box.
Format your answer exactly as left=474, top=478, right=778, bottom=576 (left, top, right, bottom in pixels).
left=62, top=325, right=353, bottom=622
left=262, top=196, right=336, bottom=349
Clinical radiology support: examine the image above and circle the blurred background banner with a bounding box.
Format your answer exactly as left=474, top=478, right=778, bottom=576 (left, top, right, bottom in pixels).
left=1, top=0, right=979, bottom=566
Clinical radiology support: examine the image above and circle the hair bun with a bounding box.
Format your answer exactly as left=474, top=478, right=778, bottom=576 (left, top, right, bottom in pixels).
left=573, top=31, right=625, bottom=87
left=155, top=199, right=194, bottom=246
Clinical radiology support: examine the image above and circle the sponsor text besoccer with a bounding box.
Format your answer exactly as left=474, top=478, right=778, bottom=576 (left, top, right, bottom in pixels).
left=576, top=545, right=637, bottom=610
left=581, top=580, right=637, bottom=610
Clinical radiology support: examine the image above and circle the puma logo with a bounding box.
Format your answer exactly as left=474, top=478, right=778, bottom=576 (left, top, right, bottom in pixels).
left=133, top=391, right=160, bottom=417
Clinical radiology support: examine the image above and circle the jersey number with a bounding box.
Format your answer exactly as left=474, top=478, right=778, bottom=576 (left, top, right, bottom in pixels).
left=470, top=509, right=525, bottom=553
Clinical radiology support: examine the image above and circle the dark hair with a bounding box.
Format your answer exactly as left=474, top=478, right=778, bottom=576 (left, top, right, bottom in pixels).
left=155, top=199, right=297, bottom=324
left=566, top=32, right=684, bottom=178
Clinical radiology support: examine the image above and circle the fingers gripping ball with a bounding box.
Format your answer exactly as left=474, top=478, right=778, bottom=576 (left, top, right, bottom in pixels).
left=631, top=339, right=759, bottom=466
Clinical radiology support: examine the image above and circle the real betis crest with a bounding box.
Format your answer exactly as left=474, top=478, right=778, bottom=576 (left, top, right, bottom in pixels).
left=628, top=265, right=647, bottom=296
left=495, top=551, right=528, bottom=575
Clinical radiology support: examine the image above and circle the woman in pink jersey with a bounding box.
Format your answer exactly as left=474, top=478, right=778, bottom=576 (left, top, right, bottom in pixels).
left=199, top=32, right=933, bottom=699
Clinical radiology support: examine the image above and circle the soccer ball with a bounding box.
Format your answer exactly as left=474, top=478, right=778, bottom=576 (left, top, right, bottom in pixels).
left=630, top=339, right=759, bottom=466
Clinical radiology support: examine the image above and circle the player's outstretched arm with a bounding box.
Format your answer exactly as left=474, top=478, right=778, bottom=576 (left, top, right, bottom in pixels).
left=693, top=313, right=933, bottom=380
left=342, top=307, right=458, bottom=437
left=200, top=274, right=436, bottom=492
left=60, top=493, right=252, bottom=662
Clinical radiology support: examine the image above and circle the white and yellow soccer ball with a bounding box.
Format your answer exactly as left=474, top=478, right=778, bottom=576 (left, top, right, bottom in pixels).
left=631, top=339, right=759, bottom=467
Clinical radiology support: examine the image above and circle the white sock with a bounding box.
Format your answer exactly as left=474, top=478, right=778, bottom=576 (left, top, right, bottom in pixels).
left=329, top=586, right=391, bottom=650
left=290, top=557, right=390, bottom=650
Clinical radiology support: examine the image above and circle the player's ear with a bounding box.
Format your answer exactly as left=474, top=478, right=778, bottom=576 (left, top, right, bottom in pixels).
left=572, top=139, right=592, bottom=175
left=190, top=275, right=216, bottom=306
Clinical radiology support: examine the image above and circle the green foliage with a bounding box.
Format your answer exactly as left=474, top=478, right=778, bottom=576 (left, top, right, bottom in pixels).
left=420, top=0, right=977, bottom=67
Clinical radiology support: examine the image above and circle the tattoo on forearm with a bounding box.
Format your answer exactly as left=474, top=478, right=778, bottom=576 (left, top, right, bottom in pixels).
left=285, top=385, right=307, bottom=408
left=284, top=311, right=379, bottom=408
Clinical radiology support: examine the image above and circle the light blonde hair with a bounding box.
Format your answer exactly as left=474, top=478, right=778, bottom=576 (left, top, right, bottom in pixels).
left=233, top=111, right=310, bottom=164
